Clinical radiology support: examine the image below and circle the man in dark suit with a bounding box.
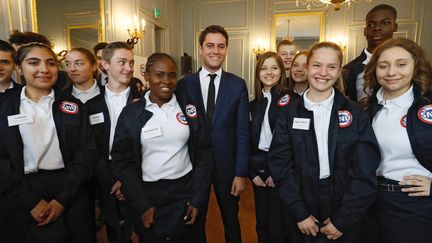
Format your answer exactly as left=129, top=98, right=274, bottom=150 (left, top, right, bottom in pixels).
left=342, top=4, right=398, bottom=102
left=177, top=25, right=250, bottom=243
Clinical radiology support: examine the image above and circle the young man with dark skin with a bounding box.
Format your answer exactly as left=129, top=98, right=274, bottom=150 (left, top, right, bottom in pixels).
left=177, top=25, right=250, bottom=243
left=0, top=40, right=20, bottom=93
left=342, top=4, right=398, bottom=103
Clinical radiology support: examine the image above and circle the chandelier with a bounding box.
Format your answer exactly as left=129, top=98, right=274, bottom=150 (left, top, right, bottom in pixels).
left=296, top=0, right=372, bottom=11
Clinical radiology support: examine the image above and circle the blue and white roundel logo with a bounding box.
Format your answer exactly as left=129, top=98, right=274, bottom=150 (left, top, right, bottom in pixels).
left=185, top=104, right=198, bottom=118
left=60, top=101, right=79, bottom=114
left=417, top=104, right=432, bottom=124
left=278, top=94, right=291, bottom=107
left=176, top=112, right=188, bottom=125
left=338, top=110, right=352, bottom=128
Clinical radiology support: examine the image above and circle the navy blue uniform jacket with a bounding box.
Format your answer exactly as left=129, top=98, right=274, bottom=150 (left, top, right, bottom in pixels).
left=342, top=51, right=367, bottom=102
left=110, top=90, right=212, bottom=215
left=268, top=89, right=380, bottom=232
left=177, top=70, right=250, bottom=182
left=249, top=88, right=298, bottom=180
left=0, top=88, right=97, bottom=211
left=367, top=85, right=432, bottom=174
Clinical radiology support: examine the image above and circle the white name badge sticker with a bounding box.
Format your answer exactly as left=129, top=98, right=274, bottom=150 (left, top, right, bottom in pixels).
left=89, top=112, right=105, bottom=125
left=7, top=113, right=34, bottom=127
left=141, top=126, right=162, bottom=140
left=292, top=117, right=310, bottom=130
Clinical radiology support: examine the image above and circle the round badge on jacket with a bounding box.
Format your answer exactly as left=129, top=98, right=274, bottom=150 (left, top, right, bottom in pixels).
left=277, top=94, right=291, bottom=107
left=338, top=110, right=352, bottom=128
left=417, top=104, right=432, bottom=124
left=400, top=114, right=407, bottom=128
left=185, top=104, right=198, bottom=118
left=60, top=101, right=79, bottom=114
left=176, top=112, right=188, bottom=125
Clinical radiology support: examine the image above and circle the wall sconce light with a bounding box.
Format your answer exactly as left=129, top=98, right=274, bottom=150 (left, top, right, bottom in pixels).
left=252, top=38, right=267, bottom=60
left=331, top=35, right=347, bottom=50
left=127, top=15, right=145, bottom=47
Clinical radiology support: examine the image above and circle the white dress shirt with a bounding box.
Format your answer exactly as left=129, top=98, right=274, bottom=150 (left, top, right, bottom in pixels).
left=258, top=90, right=273, bottom=152
left=303, top=88, right=335, bottom=179
left=199, top=67, right=222, bottom=111
left=18, top=87, right=65, bottom=174
left=355, top=48, right=372, bottom=101
left=373, top=86, right=432, bottom=181
left=105, top=85, right=130, bottom=159
left=72, top=79, right=100, bottom=104
left=140, top=92, right=193, bottom=181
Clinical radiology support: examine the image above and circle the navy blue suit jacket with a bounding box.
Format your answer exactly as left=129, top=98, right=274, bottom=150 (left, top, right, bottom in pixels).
left=177, top=70, right=250, bottom=183
left=342, top=51, right=367, bottom=102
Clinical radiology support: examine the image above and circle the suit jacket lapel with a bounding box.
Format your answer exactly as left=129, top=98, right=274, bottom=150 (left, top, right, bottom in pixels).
left=213, top=71, right=228, bottom=123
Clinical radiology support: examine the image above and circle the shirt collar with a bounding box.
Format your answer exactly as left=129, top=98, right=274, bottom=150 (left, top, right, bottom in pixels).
left=144, top=90, right=177, bottom=108
left=105, top=85, right=130, bottom=99
left=362, top=48, right=373, bottom=65
left=376, top=85, right=414, bottom=108
left=262, top=89, right=272, bottom=99
left=20, top=86, right=55, bottom=103
left=303, top=88, right=335, bottom=111
left=72, top=79, right=98, bottom=95
left=200, top=67, right=223, bottom=80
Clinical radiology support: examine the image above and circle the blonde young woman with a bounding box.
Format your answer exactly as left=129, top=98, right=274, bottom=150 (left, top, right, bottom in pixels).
left=269, top=42, right=380, bottom=243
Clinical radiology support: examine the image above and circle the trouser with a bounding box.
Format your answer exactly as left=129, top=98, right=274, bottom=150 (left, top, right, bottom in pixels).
left=376, top=177, right=432, bottom=243
left=132, top=172, right=194, bottom=243
left=189, top=174, right=242, bottom=243
left=1, top=169, right=95, bottom=243
left=254, top=185, right=299, bottom=243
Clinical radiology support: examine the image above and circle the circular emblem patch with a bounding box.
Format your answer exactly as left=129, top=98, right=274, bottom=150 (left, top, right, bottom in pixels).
left=60, top=101, right=79, bottom=114
left=278, top=94, right=291, bottom=107
left=400, top=114, right=407, bottom=128
left=176, top=112, right=188, bottom=125
left=185, top=104, right=198, bottom=118
left=338, top=110, right=352, bottom=128
left=417, top=104, right=432, bottom=124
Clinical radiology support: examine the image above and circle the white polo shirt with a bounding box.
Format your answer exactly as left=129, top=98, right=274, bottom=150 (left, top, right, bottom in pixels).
left=373, top=86, right=432, bottom=181
left=303, top=88, right=335, bottom=179
left=258, top=90, right=273, bottom=152
left=140, top=92, right=192, bottom=182
left=105, top=85, right=130, bottom=159
left=199, top=67, right=222, bottom=111
left=18, top=87, right=65, bottom=174
left=71, top=79, right=100, bottom=104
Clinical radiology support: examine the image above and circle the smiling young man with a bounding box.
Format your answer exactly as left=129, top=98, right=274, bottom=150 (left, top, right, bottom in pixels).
left=0, top=40, right=20, bottom=93
left=277, top=39, right=297, bottom=80
left=177, top=25, right=250, bottom=243
left=342, top=4, right=398, bottom=103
